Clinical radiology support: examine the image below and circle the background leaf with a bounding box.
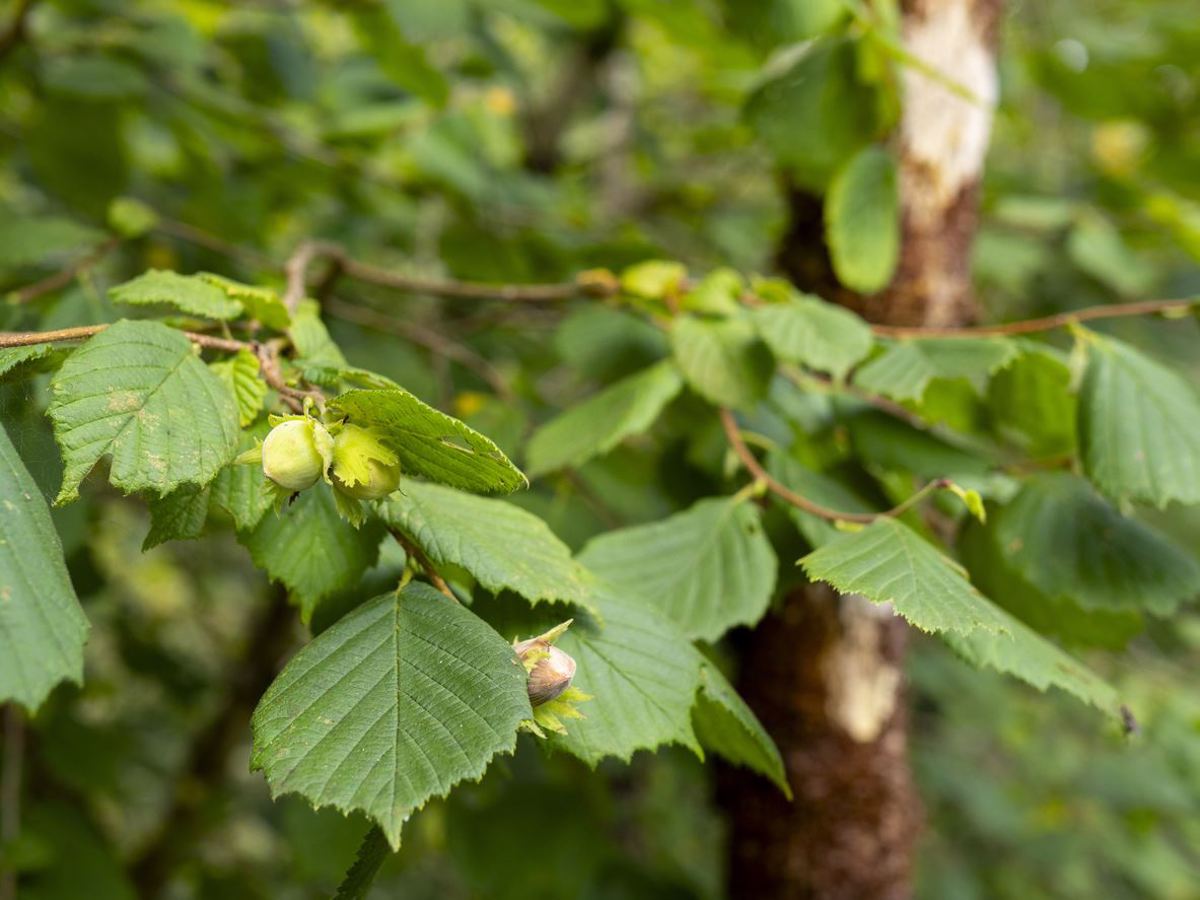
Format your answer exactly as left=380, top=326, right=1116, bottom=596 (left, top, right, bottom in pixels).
left=825, top=145, right=900, bottom=293
left=525, top=361, right=683, bottom=477
left=671, top=316, right=774, bottom=410
left=1079, top=335, right=1200, bottom=507
left=579, top=497, right=777, bottom=641
left=751, top=293, right=874, bottom=380
left=241, top=486, right=384, bottom=619
left=855, top=339, right=1020, bottom=402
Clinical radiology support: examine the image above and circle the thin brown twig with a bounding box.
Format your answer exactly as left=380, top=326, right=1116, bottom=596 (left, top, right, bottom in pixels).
left=324, top=297, right=513, bottom=402
left=0, top=323, right=245, bottom=351
left=870, top=298, right=1198, bottom=338
left=7, top=237, right=121, bottom=304
left=390, top=529, right=456, bottom=602
left=153, top=218, right=276, bottom=270
left=290, top=240, right=618, bottom=303
left=0, top=323, right=322, bottom=412
left=720, top=408, right=950, bottom=524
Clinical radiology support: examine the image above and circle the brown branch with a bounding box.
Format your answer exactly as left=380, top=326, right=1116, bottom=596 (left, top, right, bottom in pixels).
left=0, top=0, right=35, bottom=63
left=0, top=324, right=322, bottom=412
left=720, top=408, right=950, bottom=524
left=281, top=241, right=324, bottom=313
left=870, top=298, right=1197, bottom=338
left=0, top=323, right=245, bottom=351
left=286, top=241, right=618, bottom=303
left=324, top=297, right=514, bottom=401
left=153, top=218, right=275, bottom=270
left=6, top=237, right=121, bottom=304
left=390, top=529, right=456, bottom=602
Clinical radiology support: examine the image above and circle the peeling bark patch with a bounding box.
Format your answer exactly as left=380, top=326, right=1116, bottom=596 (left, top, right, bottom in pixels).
left=825, top=596, right=902, bottom=743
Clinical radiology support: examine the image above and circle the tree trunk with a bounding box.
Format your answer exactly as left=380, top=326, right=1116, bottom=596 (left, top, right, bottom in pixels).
left=723, top=2, right=1002, bottom=897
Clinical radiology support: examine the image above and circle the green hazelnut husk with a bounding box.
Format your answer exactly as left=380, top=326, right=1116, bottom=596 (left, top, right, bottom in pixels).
left=330, top=424, right=401, bottom=501
left=261, top=419, right=326, bottom=491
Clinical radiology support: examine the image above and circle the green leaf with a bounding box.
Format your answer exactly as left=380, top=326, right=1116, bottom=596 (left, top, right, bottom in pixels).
left=379, top=479, right=592, bottom=607
left=1079, top=335, right=1200, bottom=507
left=0, top=216, right=104, bottom=270
left=671, top=316, right=774, bottom=410
left=683, top=267, right=743, bottom=315
left=801, top=519, right=1009, bottom=636
left=693, top=662, right=790, bottom=797
left=578, top=496, right=777, bottom=641
left=209, top=349, right=267, bottom=427
left=350, top=6, right=449, bottom=107
left=0, top=344, right=67, bottom=382
left=108, top=270, right=243, bottom=320
left=750, top=293, right=874, bottom=380
left=991, top=473, right=1200, bottom=616
left=958, top=516, right=1143, bottom=650
left=620, top=260, right=687, bottom=299
left=802, top=519, right=1122, bottom=717
left=328, top=389, right=526, bottom=495
left=551, top=586, right=702, bottom=765
left=198, top=273, right=291, bottom=329
left=743, top=37, right=882, bottom=189
left=143, top=483, right=210, bottom=551
left=106, top=196, right=158, bottom=238
left=825, top=145, right=900, bottom=293
left=525, top=361, right=684, bottom=478
left=209, top=424, right=276, bottom=531
left=250, top=584, right=531, bottom=848
left=0, top=424, right=89, bottom=711
left=942, top=607, right=1121, bottom=718
left=987, top=345, right=1077, bottom=456
left=48, top=320, right=240, bottom=503
left=1067, top=214, right=1154, bottom=296
left=241, top=486, right=384, bottom=619
left=291, top=300, right=349, bottom=367
left=854, top=338, right=1020, bottom=402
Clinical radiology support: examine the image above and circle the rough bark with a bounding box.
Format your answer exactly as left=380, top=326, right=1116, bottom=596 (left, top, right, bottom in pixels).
left=724, top=2, right=1002, bottom=897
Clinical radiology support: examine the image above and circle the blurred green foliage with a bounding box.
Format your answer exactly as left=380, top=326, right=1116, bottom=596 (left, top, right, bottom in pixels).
left=0, top=0, right=1198, bottom=897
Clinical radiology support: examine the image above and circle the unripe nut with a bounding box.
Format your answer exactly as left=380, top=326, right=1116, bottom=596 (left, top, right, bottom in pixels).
left=514, top=638, right=577, bottom=707
left=262, top=420, right=325, bottom=491
left=331, top=424, right=401, bottom=501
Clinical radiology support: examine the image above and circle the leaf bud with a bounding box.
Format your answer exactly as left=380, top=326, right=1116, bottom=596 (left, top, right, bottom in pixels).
left=330, top=424, right=401, bottom=501
left=261, top=419, right=327, bottom=491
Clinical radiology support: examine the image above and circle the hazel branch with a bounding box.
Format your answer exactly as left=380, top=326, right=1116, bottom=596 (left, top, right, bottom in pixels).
left=719, top=408, right=952, bottom=524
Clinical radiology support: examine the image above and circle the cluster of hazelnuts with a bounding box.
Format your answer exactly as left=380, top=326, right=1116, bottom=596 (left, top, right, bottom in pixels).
left=259, top=417, right=402, bottom=501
